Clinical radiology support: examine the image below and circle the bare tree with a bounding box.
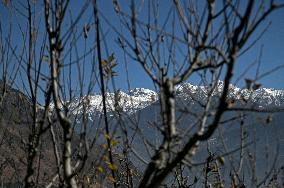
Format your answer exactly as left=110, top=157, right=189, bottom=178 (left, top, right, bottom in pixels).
left=108, top=0, right=284, bottom=187
left=0, top=0, right=284, bottom=188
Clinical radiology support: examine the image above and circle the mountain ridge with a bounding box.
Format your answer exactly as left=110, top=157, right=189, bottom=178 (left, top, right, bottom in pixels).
left=65, top=81, right=284, bottom=117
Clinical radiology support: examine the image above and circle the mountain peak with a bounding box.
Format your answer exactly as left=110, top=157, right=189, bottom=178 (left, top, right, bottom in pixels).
left=129, top=88, right=157, bottom=97
left=65, top=82, right=284, bottom=118
left=176, top=81, right=284, bottom=107
left=66, top=88, right=158, bottom=117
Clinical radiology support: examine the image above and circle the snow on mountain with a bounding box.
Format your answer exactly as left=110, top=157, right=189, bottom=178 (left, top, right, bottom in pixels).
left=65, top=81, right=284, bottom=117
left=67, top=88, right=158, bottom=116
left=176, top=81, right=284, bottom=107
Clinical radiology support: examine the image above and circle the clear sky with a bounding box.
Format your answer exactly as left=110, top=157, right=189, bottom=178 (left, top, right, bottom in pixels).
left=98, top=0, right=284, bottom=90
left=0, top=0, right=284, bottom=98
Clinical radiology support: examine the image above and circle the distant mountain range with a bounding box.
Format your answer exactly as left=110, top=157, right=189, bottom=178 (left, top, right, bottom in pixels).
left=65, top=81, right=284, bottom=119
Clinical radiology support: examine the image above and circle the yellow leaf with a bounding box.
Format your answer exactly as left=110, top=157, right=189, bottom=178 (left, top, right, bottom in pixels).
left=104, top=133, right=112, bottom=140
left=108, top=163, right=118, bottom=171
left=96, top=166, right=104, bottom=173
left=101, top=59, right=108, bottom=66
left=110, top=140, right=119, bottom=147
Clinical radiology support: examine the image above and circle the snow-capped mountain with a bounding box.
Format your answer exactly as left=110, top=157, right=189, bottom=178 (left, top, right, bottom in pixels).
left=66, top=81, right=284, bottom=116
left=67, top=88, right=158, bottom=115
left=176, top=81, right=284, bottom=107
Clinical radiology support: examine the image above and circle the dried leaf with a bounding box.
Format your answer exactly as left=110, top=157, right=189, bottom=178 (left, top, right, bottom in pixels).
left=252, top=83, right=262, bottom=90
left=240, top=96, right=248, bottom=105
left=83, top=24, right=91, bottom=38
left=245, top=78, right=253, bottom=90
left=111, top=71, right=118, bottom=77
left=101, top=144, right=108, bottom=149
left=107, top=176, right=117, bottom=183
left=217, top=156, right=225, bottom=165
left=2, top=0, right=11, bottom=6
left=102, top=155, right=108, bottom=162
left=227, top=99, right=235, bottom=108
left=266, top=115, right=273, bottom=124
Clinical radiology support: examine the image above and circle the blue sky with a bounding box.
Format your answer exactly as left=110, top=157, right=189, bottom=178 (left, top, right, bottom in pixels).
left=100, top=0, right=284, bottom=90
left=234, top=6, right=284, bottom=89
left=0, top=0, right=284, bottom=98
